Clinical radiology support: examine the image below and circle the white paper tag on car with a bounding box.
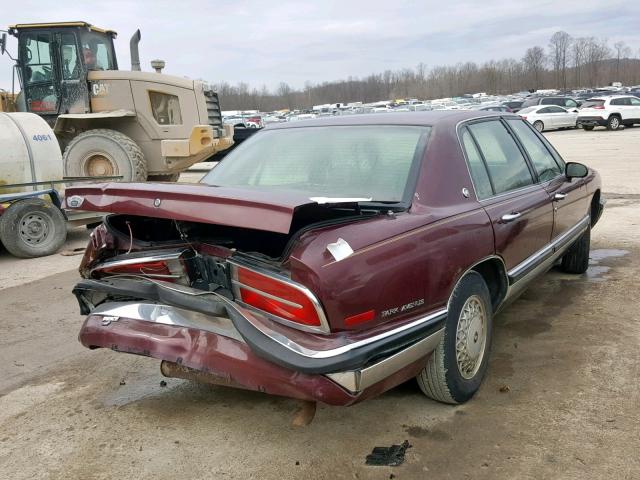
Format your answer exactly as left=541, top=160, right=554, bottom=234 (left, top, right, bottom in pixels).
left=310, top=197, right=372, bottom=204
left=326, top=238, right=354, bottom=262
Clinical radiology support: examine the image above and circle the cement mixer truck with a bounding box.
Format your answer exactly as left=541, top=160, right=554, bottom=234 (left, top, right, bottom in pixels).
left=0, top=21, right=233, bottom=182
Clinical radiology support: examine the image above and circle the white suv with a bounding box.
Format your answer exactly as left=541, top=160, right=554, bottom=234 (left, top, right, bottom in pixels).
left=577, top=95, right=640, bottom=130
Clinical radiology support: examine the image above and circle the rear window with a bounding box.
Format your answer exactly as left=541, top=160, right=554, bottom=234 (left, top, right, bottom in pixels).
left=582, top=99, right=605, bottom=108
left=518, top=107, right=537, bottom=114
left=203, top=125, right=430, bottom=203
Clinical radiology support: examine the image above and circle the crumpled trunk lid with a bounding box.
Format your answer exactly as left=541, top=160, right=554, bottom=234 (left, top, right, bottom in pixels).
left=64, top=182, right=320, bottom=234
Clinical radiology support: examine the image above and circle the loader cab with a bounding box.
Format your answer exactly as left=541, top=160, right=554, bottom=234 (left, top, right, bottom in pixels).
left=9, top=22, right=117, bottom=121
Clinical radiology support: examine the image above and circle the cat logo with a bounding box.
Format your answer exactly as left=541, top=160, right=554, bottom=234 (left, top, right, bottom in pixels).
left=91, top=82, right=110, bottom=97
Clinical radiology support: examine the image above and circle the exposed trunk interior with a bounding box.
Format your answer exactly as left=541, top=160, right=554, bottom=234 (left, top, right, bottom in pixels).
left=105, top=203, right=375, bottom=261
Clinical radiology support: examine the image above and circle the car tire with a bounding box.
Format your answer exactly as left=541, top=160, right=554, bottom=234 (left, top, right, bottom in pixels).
left=582, top=125, right=594, bottom=131
left=533, top=121, right=544, bottom=133
left=0, top=198, right=67, bottom=258
left=606, top=116, right=621, bottom=131
left=416, top=271, right=493, bottom=404
left=560, top=225, right=590, bottom=274
left=64, top=129, right=147, bottom=182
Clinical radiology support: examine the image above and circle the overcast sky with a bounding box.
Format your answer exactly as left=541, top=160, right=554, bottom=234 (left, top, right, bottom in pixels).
left=1, top=0, right=639, bottom=91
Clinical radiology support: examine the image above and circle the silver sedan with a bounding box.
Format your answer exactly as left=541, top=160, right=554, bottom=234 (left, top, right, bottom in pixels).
left=518, top=105, right=579, bottom=132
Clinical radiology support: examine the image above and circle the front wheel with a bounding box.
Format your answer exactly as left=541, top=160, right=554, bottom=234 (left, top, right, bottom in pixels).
left=607, top=116, right=621, bottom=131
left=533, top=120, right=544, bottom=133
left=63, top=129, right=147, bottom=182
left=560, top=225, right=590, bottom=274
left=417, top=271, right=493, bottom=404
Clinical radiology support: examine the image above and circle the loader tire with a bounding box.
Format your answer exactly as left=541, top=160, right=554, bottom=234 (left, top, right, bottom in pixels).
left=0, top=198, right=67, bottom=258
left=64, top=129, right=147, bottom=182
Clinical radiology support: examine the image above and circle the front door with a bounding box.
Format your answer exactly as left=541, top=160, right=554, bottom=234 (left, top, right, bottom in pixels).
left=19, top=30, right=60, bottom=120
left=505, top=118, right=587, bottom=241
left=56, top=31, right=89, bottom=114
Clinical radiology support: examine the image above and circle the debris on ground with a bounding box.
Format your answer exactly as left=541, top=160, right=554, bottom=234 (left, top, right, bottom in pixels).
left=499, top=385, right=511, bottom=393
left=59, top=247, right=86, bottom=256
left=119, top=379, right=126, bottom=386
left=160, top=380, right=167, bottom=387
left=365, top=440, right=411, bottom=466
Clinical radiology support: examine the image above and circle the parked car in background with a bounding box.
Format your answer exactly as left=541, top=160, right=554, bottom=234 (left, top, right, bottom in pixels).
left=518, top=105, right=579, bottom=132
left=67, top=111, right=603, bottom=407
left=578, top=95, right=640, bottom=130
left=478, top=105, right=512, bottom=112
left=520, top=96, right=580, bottom=109
left=502, top=100, right=524, bottom=112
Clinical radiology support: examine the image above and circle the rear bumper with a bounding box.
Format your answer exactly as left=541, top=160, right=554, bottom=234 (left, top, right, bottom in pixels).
left=75, top=279, right=446, bottom=405
left=577, top=116, right=607, bottom=127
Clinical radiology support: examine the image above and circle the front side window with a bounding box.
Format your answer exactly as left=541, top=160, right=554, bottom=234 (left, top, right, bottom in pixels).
left=467, top=121, right=534, bottom=195
left=461, top=128, right=493, bottom=199
left=79, top=31, right=115, bottom=71
left=149, top=92, right=183, bottom=125
left=202, top=126, right=430, bottom=203
left=21, top=33, right=53, bottom=84
left=629, top=97, right=640, bottom=106
left=565, top=99, right=578, bottom=108
left=507, top=119, right=562, bottom=182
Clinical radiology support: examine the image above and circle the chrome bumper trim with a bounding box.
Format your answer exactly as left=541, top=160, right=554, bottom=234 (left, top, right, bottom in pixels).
left=89, top=298, right=447, bottom=363
left=90, top=301, right=245, bottom=343
left=326, top=327, right=445, bottom=393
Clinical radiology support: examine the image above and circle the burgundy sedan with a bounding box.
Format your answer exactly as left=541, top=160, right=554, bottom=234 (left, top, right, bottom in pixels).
left=67, top=111, right=603, bottom=406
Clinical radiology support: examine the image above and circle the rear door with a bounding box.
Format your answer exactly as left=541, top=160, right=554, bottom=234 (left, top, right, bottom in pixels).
left=629, top=97, right=640, bottom=124
left=462, top=119, right=553, bottom=272
left=505, top=118, right=587, bottom=241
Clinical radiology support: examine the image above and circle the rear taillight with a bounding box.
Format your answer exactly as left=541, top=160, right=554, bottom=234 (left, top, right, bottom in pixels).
left=521, top=115, right=527, bottom=120
left=593, top=105, right=605, bottom=109
left=91, top=250, right=189, bottom=283
left=231, top=264, right=328, bottom=332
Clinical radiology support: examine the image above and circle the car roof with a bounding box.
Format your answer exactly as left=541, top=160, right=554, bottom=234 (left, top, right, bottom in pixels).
left=264, top=111, right=520, bottom=129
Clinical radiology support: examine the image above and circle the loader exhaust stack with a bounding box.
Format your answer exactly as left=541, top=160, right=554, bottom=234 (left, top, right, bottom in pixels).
left=130, top=29, right=141, bottom=71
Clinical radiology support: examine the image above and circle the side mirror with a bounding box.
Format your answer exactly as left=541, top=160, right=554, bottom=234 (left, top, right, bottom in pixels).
left=566, top=162, right=588, bottom=179
left=0, top=33, right=6, bottom=55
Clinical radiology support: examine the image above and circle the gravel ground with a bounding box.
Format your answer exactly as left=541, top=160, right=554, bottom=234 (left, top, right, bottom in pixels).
left=0, top=128, right=638, bottom=479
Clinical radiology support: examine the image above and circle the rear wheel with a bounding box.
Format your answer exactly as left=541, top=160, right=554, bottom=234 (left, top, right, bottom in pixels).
left=582, top=125, right=594, bottom=131
left=417, top=271, right=493, bottom=404
left=560, top=225, right=591, bottom=274
left=533, top=120, right=544, bottom=133
left=64, top=129, right=147, bottom=182
left=607, top=116, right=621, bottom=131
left=0, top=198, right=67, bottom=258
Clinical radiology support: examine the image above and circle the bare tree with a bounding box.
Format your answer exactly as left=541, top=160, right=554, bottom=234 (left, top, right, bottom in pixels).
left=549, top=31, right=572, bottom=90
left=523, top=46, right=546, bottom=90
left=614, top=41, right=632, bottom=81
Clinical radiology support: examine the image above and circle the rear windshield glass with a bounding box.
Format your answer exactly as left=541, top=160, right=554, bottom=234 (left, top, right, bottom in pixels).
left=582, top=99, right=605, bottom=108
left=202, top=125, right=430, bottom=203
left=518, top=107, right=537, bottom=114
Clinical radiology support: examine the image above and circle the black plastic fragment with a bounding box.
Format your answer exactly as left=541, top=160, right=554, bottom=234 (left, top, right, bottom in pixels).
left=365, top=440, right=411, bottom=466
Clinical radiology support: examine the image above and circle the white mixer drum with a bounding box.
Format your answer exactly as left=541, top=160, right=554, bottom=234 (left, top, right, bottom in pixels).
left=0, top=112, right=63, bottom=193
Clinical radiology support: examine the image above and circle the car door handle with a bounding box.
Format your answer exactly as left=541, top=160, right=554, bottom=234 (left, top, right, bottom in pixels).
left=501, top=212, right=522, bottom=222
left=554, top=193, right=567, bottom=201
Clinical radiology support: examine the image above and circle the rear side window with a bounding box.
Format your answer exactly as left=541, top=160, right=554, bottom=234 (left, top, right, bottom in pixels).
left=521, top=98, right=538, bottom=108
left=467, top=121, right=534, bottom=194
left=507, top=120, right=562, bottom=182
left=460, top=128, right=493, bottom=199
left=540, top=98, right=554, bottom=105
left=610, top=98, right=628, bottom=106
left=582, top=99, right=605, bottom=108
left=547, top=106, right=566, bottom=113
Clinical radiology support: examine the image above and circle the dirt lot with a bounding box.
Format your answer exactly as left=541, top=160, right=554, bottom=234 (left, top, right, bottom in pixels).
left=1, top=128, right=639, bottom=479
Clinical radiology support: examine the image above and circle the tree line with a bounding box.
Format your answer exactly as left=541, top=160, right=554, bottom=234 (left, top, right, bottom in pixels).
left=213, top=32, right=640, bottom=112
